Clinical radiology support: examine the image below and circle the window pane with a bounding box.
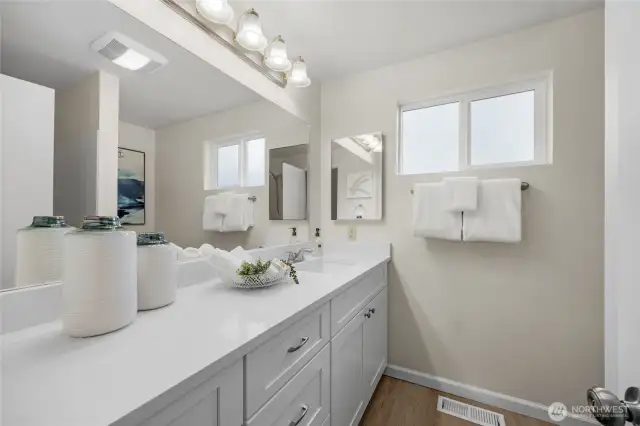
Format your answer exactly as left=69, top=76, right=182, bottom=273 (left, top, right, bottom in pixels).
left=217, top=144, right=239, bottom=187
left=401, top=102, right=459, bottom=175
left=470, top=90, right=535, bottom=166
left=245, top=138, right=265, bottom=187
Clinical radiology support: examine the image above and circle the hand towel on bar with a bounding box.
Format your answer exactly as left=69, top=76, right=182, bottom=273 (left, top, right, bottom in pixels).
left=412, top=182, right=462, bottom=241
left=462, top=178, right=522, bottom=243
left=202, top=194, right=225, bottom=231
left=443, top=176, right=479, bottom=212
left=221, top=194, right=252, bottom=232
left=212, top=192, right=231, bottom=215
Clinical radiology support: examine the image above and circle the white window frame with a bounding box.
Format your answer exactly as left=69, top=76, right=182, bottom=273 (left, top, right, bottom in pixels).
left=397, top=74, right=552, bottom=175
left=203, top=133, right=266, bottom=190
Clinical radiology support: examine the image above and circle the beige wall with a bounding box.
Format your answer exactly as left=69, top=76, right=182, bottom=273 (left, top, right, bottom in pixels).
left=320, top=10, right=604, bottom=407
left=155, top=100, right=310, bottom=250
left=119, top=121, right=156, bottom=233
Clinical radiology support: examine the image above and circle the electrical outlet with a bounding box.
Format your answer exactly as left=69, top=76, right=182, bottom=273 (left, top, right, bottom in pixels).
left=348, top=225, right=357, bottom=241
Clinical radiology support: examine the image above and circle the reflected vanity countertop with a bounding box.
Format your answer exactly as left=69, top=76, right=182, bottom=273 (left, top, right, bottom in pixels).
left=1, top=247, right=390, bottom=426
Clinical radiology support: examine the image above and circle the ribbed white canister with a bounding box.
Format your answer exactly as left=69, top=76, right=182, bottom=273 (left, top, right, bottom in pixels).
left=137, top=232, right=177, bottom=311
left=15, top=216, right=73, bottom=287
left=62, top=216, right=137, bottom=338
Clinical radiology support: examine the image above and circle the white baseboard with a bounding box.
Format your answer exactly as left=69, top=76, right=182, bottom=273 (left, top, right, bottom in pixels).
left=384, top=365, right=597, bottom=426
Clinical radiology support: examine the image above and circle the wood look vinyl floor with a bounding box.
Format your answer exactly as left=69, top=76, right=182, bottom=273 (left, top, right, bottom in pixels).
left=360, top=376, right=553, bottom=426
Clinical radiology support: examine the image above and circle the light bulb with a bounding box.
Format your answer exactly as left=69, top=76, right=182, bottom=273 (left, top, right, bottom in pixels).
left=288, top=57, right=311, bottom=88
left=264, top=36, right=291, bottom=72
left=112, top=49, right=151, bottom=71
left=196, top=0, right=234, bottom=25
left=235, top=9, right=267, bottom=51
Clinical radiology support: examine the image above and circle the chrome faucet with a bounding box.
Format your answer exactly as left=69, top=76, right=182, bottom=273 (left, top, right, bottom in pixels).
left=285, top=248, right=314, bottom=264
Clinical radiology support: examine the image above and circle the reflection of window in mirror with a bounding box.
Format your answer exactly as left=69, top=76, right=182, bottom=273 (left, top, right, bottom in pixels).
left=203, top=136, right=265, bottom=190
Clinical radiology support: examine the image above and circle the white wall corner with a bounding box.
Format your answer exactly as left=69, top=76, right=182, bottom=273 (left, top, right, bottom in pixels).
left=96, top=71, right=120, bottom=216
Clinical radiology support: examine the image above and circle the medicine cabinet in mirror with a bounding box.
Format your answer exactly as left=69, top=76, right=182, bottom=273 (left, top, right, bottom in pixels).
left=269, top=145, right=308, bottom=220
left=330, top=132, right=383, bottom=221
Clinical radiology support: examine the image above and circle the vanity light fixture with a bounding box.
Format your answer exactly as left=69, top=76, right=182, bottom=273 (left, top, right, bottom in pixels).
left=353, top=133, right=383, bottom=153
left=288, top=57, right=311, bottom=88
left=196, top=0, right=234, bottom=25
left=159, top=0, right=311, bottom=88
left=235, top=9, right=268, bottom=51
left=264, top=36, right=292, bottom=72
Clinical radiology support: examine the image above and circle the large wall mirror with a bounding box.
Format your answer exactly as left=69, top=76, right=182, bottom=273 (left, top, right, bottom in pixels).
left=0, top=0, right=311, bottom=291
left=269, top=145, right=309, bottom=220
left=331, top=132, right=383, bottom=221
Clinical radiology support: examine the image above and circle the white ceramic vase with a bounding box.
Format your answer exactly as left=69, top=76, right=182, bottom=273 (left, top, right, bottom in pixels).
left=137, top=232, right=177, bottom=311
left=62, top=216, right=137, bottom=338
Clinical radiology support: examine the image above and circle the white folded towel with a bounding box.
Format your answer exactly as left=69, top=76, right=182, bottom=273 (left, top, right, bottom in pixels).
left=230, top=246, right=252, bottom=263
left=213, top=192, right=232, bottom=214
left=208, top=249, right=244, bottom=281
left=443, top=177, right=478, bottom=212
left=463, top=178, right=522, bottom=243
left=412, top=182, right=462, bottom=241
left=199, top=244, right=216, bottom=257
left=221, top=194, right=253, bottom=232
left=179, top=247, right=201, bottom=261
left=202, top=194, right=225, bottom=231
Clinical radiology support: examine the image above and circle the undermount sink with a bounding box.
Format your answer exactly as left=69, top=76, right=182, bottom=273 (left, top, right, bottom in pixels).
left=295, top=258, right=357, bottom=273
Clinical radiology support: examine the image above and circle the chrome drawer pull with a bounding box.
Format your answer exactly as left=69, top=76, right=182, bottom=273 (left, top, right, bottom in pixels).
left=290, top=404, right=309, bottom=426
left=287, top=337, right=310, bottom=353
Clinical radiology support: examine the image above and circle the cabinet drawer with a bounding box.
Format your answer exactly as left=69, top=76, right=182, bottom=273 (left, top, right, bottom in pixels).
left=247, top=344, right=330, bottom=426
left=331, top=265, right=385, bottom=337
left=246, top=303, right=330, bottom=417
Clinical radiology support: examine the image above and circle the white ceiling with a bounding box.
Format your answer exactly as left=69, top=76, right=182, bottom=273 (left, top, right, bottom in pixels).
left=0, top=0, right=261, bottom=129
left=229, top=0, right=603, bottom=81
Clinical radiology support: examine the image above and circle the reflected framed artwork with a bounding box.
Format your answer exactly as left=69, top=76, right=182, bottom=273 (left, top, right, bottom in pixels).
left=117, top=148, right=145, bottom=225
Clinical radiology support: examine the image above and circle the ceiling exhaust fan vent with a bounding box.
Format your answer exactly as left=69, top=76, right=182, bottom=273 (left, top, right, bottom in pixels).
left=97, top=38, right=128, bottom=61
left=91, top=32, right=168, bottom=73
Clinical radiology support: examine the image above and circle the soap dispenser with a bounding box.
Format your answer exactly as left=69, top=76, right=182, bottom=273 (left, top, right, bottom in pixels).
left=289, top=227, right=299, bottom=244
left=314, top=228, right=323, bottom=257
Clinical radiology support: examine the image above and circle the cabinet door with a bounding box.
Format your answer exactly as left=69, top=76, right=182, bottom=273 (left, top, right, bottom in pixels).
left=137, top=360, right=242, bottom=426
left=331, top=309, right=366, bottom=426
left=363, top=288, right=388, bottom=401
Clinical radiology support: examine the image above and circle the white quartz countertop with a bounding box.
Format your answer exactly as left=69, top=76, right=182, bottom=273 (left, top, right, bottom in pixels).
left=1, top=252, right=390, bottom=426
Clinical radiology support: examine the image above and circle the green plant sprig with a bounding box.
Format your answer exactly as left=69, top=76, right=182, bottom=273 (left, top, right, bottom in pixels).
left=237, top=259, right=272, bottom=276
left=283, top=260, right=299, bottom=284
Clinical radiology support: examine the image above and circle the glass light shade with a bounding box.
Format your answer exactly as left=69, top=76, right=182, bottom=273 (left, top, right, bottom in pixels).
left=112, top=49, right=151, bottom=71
left=235, top=9, right=267, bottom=51
left=264, top=36, right=291, bottom=72
left=196, top=0, right=234, bottom=25
left=288, top=57, right=311, bottom=88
